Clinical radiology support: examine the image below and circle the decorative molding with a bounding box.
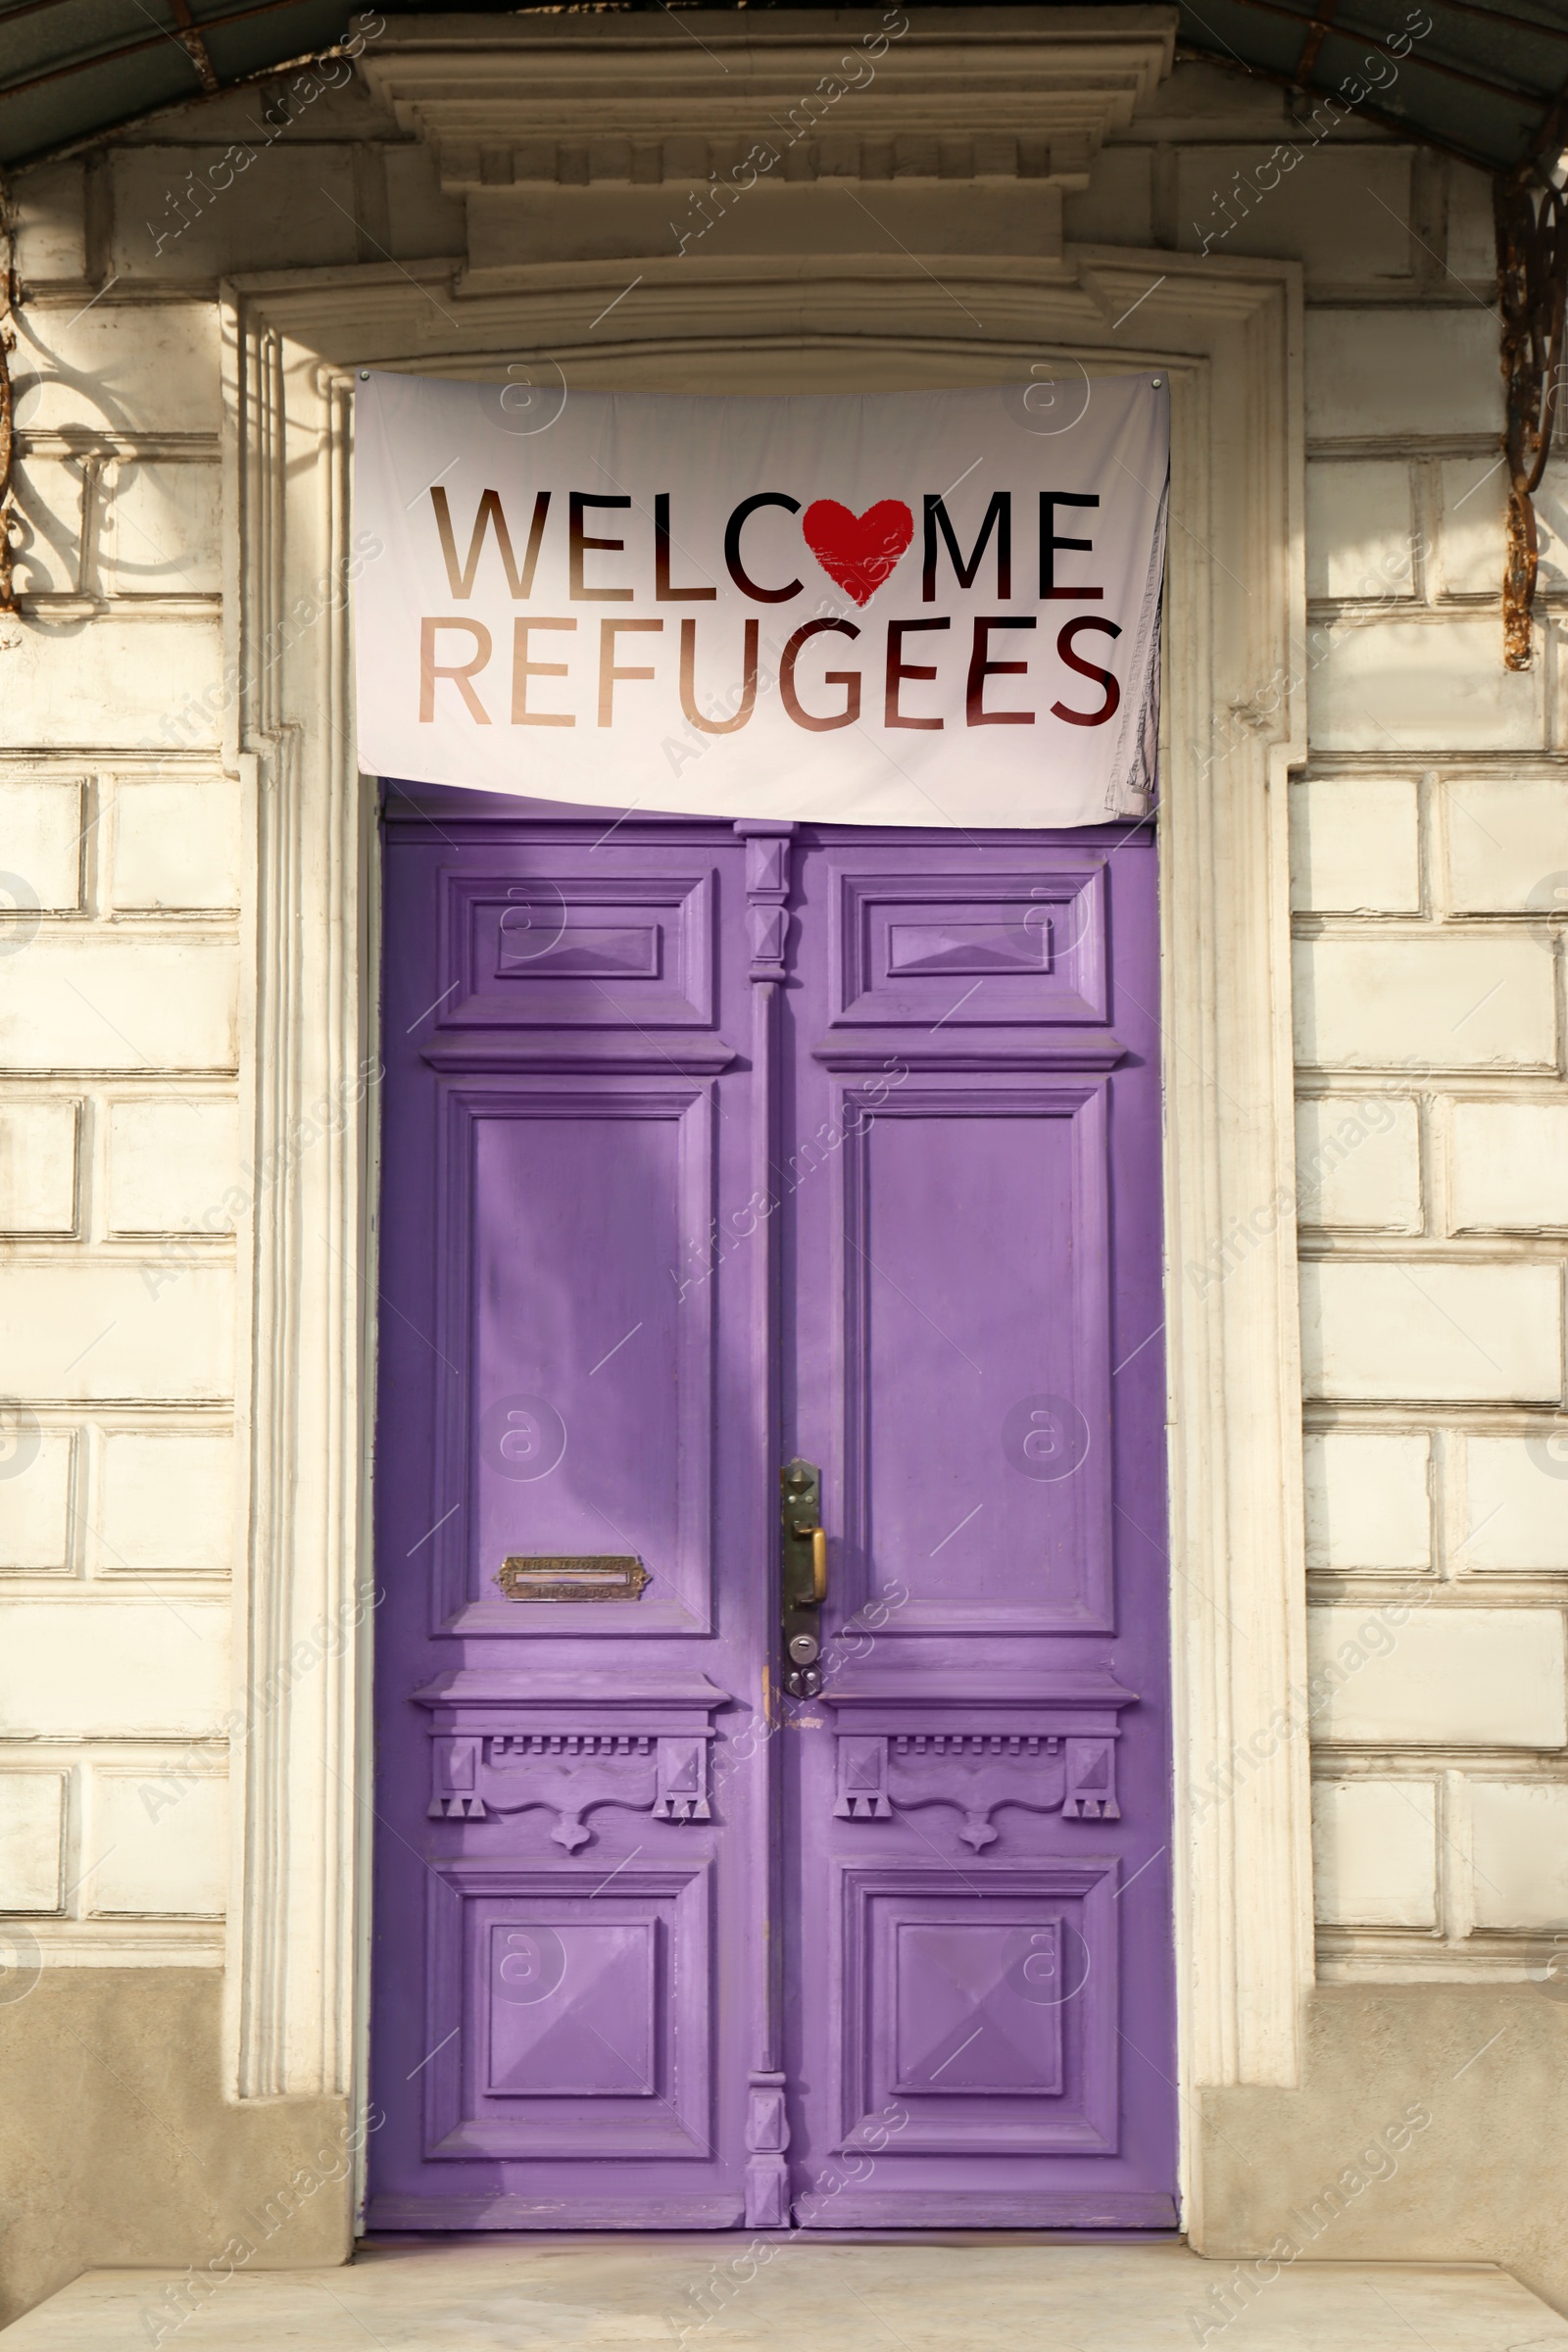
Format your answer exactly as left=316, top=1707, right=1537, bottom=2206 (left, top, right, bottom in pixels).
left=19, top=1921, right=226, bottom=1967
left=734, top=814, right=793, bottom=2225
left=835, top=1731, right=1122, bottom=1848
left=225, top=25, right=1309, bottom=2238
left=827, top=1675, right=1134, bottom=1847
left=743, top=2074, right=792, bottom=2229
left=826, top=853, right=1108, bottom=1029
left=426, top=1732, right=710, bottom=1847
left=830, top=1857, right=1121, bottom=2167
left=420, top=1032, right=737, bottom=1075
left=420, top=132, right=1133, bottom=195
left=415, top=1673, right=728, bottom=1847
left=737, top=820, right=794, bottom=982
left=15, top=432, right=220, bottom=460
left=222, top=329, right=365, bottom=2104
left=359, top=14, right=1177, bottom=204
left=417, top=1856, right=714, bottom=2169
left=810, top=1029, right=1127, bottom=1073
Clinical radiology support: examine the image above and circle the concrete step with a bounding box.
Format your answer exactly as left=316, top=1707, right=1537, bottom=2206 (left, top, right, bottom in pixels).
left=2, top=2238, right=1566, bottom=2351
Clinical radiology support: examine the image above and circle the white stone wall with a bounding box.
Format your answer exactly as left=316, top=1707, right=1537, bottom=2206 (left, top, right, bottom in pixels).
left=1070, top=70, right=1568, bottom=1983
left=1, top=56, right=1564, bottom=1986
left=0, top=755, right=238, bottom=1956
left=3, top=144, right=243, bottom=1963
left=1298, top=198, right=1568, bottom=1983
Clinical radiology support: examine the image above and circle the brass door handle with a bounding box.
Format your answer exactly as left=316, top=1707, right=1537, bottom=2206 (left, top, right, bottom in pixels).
left=781, top=1459, right=826, bottom=1696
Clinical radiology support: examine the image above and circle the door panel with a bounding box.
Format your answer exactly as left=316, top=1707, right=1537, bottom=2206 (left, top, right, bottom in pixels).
left=825, top=852, right=1109, bottom=1028
left=368, top=796, right=1175, bottom=2232
left=371, top=818, right=762, bottom=2230
left=440, top=861, right=716, bottom=1029
left=782, top=831, right=1172, bottom=2229
left=450, top=1080, right=717, bottom=1634
left=843, top=1078, right=1112, bottom=1633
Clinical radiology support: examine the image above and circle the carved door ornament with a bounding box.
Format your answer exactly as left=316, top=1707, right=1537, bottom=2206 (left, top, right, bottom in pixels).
left=416, top=1671, right=730, bottom=1850
left=824, top=1674, right=1136, bottom=1851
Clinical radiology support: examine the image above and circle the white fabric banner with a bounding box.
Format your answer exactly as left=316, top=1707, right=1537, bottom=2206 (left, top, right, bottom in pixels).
left=353, top=371, right=1167, bottom=828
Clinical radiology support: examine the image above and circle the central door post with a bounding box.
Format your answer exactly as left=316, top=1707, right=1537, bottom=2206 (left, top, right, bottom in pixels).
left=736, top=820, right=795, bottom=2227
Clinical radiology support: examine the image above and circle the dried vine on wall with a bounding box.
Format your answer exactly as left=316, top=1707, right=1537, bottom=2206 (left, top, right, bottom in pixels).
left=1495, top=166, right=1568, bottom=671
left=0, top=178, right=16, bottom=619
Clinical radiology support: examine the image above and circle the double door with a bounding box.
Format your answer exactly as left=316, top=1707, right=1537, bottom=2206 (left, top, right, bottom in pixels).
left=368, top=796, right=1175, bottom=2230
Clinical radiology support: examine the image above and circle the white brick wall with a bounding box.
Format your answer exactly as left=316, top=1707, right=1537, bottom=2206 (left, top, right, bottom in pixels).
left=0, top=780, right=85, bottom=908
left=1304, top=309, right=1499, bottom=438
left=1304, top=1432, right=1432, bottom=1571
left=0, top=936, right=237, bottom=1068
left=0, top=1102, right=79, bottom=1234
left=0, top=723, right=238, bottom=1946
left=1304, top=468, right=1417, bottom=607
left=1436, top=461, right=1568, bottom=601
left=0, top=1432, right=77, bottom=1572
left=1443, top=776, right=1568, bottom=911
left=1448, top=1102, right=1568, bottom=1231
left=1308, top=1606, right=1566, bottom=1746
left=89, top=1770, right=228, bottom=1915
left=1468, top=1782, right=1568, bottom=1932
left=1299, top=1261, right=1561, bottom=1403
left=1257, top=147, right=1568, bottom=1976
left=1292, top=934, right=1556, bottom=1071
left=0, top=1756, right=230, bottom=1921
left=0, top=1601, right=230, bottom=1737
left=1175, top=144, right=1415, bottom=285
left=98, top=1432, right=235, bottom=1572
left=106, top=1099, right=241, bottom=1235
left=1290, top=777, right=1420, bottom=914
left=1312, top=1780, right=1437, bottom=1929
left=1292, top=286, right=1568, bottom=1968
left=1463, top=1438, right=1568, bottom=1572
left=1295, top=1097, right=1421, bottom=1231
left=111, top=779, right=239, bottom=910
left=0, top=1771, right=68, bottom=1911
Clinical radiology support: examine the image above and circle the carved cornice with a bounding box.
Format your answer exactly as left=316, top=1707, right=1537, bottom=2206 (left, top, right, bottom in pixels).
left=810, top=1030, right=1127, bottom=1073
left=822, top=1667, right=1139, bottom=1721
left=361, top=9, right=1177, bottom=197
left=412, top=1668, right=732, bottom=1727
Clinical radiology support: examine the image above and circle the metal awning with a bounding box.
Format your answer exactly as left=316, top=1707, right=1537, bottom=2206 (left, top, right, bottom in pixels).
left=0, top=0, right=1564, bottom=178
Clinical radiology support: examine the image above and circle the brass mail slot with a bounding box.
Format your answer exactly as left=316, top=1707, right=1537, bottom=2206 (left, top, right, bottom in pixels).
left=496, top=1554, right=650, bottom=1602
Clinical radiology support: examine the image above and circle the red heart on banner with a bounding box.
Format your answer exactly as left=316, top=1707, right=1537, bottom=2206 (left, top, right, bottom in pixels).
left=802, top=499, right=914, bottom=606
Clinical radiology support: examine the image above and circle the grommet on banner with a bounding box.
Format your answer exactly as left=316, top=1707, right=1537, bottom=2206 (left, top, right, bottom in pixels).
left=360, top=370, right=370, bottom=381
left=1152, top=377, right=1163, bottom=389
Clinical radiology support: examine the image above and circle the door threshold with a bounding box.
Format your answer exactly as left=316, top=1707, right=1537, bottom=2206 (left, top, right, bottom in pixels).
left=359, top=2227, right=1186, bottom=2249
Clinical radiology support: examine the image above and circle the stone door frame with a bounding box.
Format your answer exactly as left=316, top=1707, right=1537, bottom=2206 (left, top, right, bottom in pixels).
left=220, top=24, right=1309, bottom=2235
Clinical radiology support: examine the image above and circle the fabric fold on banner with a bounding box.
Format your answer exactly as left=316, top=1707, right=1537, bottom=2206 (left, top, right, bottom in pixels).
left=353, top=373, right=1168, bottom=828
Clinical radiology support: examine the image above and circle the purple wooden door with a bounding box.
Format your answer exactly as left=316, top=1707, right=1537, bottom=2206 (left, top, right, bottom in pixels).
left=368, top=794, right=1175, bottom=2231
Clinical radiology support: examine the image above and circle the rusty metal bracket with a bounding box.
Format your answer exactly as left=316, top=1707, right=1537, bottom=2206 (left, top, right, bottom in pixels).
left=1495, top=165, right=1568, bottom=671
left=0, top=179, right=17, bottom=620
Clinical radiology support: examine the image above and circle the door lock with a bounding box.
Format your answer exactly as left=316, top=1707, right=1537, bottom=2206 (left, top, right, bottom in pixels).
left=780, top=1458, right=826, bottom=1698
